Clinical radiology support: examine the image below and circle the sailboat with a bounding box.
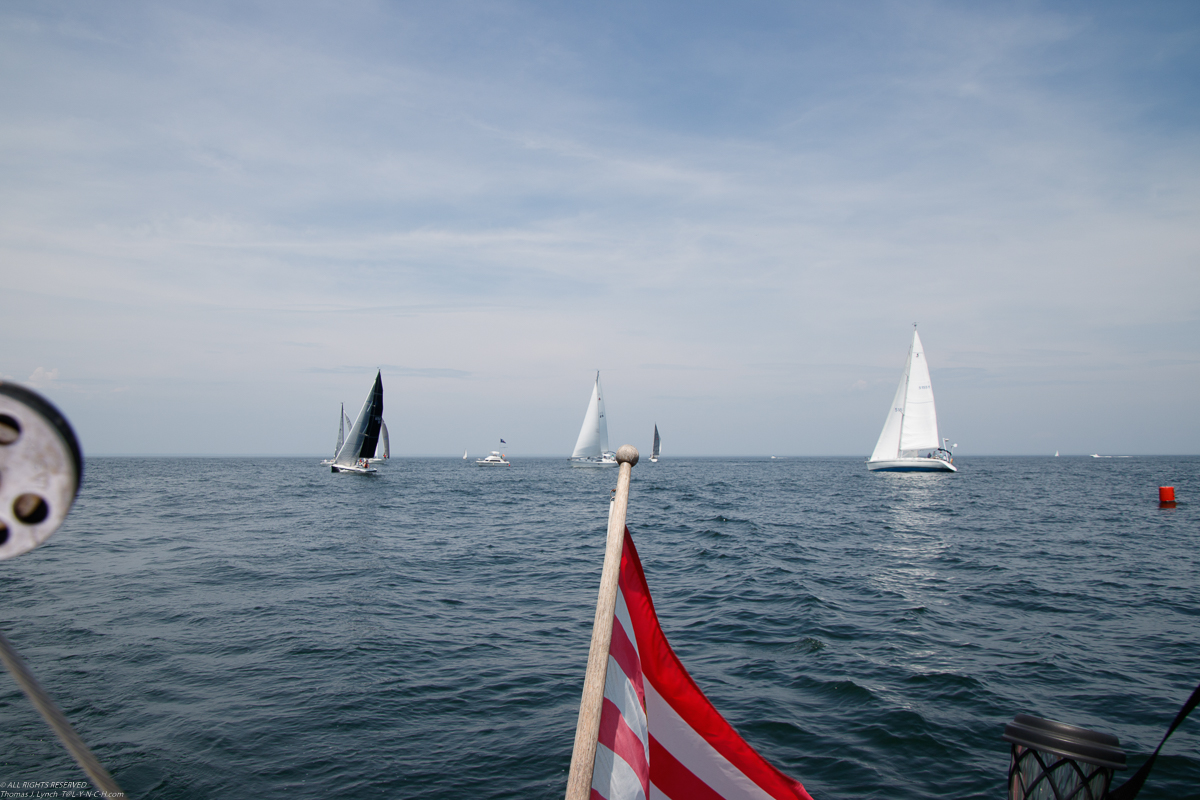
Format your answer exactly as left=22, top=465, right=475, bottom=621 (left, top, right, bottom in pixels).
left=867, top=327, right=956, bottom=472
left=330, top=371, right=384, bottom=474
left=570, top=372, right=617, bottom=467
left=369, top=421, right=390, bottom=463
left=462, top=449, right=468, bottom=460
left=650, top=424, right=660, bottom=463
left=320, top=403, right=347, bottom=466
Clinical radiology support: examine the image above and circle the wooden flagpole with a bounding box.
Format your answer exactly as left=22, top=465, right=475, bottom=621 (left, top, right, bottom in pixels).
left=564, top=444, right=639, bottom=800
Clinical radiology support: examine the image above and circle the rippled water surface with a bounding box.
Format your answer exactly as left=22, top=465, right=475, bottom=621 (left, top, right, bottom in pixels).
left=1, top=456, right=1198, bottom=798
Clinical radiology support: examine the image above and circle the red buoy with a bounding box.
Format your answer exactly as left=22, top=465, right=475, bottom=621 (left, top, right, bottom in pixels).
left=1159, top=486, right=1175, bottom=503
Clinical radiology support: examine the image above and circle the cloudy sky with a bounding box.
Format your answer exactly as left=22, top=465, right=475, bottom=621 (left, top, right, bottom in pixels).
left=3, top=1, right=1197, bottom=456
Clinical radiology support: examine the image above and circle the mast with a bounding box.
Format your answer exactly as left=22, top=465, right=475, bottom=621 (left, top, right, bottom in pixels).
left=596, top=371, right=611, bottom=456
left=895, top=324, right=915, bottom=454
left=336, top=402, right=345, bottom=455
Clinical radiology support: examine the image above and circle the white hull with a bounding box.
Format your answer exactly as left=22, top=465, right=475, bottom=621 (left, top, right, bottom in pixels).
left=867, top=457, right=957, bottom=472
left=331, top=464, right=377, bottom=474
left=649, top=457, right=658, bottom=463
left=570, top=457, right=618, bottom=468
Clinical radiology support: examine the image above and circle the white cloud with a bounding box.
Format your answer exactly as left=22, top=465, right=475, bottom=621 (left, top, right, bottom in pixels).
left=26, top=367, right=59, bottom=388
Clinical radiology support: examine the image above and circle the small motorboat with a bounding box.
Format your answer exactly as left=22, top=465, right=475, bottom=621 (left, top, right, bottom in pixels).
left=475, top=451, right=510, bottom=466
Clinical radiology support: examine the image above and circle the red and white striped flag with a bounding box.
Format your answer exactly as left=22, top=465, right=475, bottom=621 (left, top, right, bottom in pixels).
left=591, top=528, right=814, bottom=800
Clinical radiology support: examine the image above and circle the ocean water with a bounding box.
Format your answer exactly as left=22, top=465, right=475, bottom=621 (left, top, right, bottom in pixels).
left=1, top=456, right=1197, bottom=799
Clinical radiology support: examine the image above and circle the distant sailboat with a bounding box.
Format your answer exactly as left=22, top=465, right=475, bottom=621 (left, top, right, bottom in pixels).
left=331, top=371, right=384, bottom=474
left=370, top=420, right=390, bottom=462
left=320, top=402, right=347, bottom=465
left=462, top=449, right=469, bottom=460
left=570, top=372, right=617, bottom=467
left=867, top=327, right=956, bottom=472
left=1055, top=450, right=1059, bottom=457
left=650, top=424, right=660, bottom=463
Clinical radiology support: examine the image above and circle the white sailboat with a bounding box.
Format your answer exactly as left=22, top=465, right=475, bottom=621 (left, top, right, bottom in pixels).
left=320, top=402, right=347, bottom=465
left=650, top=424, right=660, bottom=463
left=462, top=449, right=468, bottom=460
left=331, top=371, right=384, bottom=474
left=570, top=372, right=617, bottom=467
left=867, top=327, right=956, bottom=472
left=369, top=420, right=390, bottom=463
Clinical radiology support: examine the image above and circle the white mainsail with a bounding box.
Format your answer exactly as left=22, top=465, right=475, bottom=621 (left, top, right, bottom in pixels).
left=375, top=420, right=390, bottom=459
left=571, top=372, right=612, bottom=459
left=869, top=329, right=942, bottom=462
left=335, top=402, right=345, bottom=455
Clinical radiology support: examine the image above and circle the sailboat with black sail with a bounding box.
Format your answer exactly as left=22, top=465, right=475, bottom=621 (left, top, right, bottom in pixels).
left=650, top=424, right=660, bottom=462
left=867, top=326, right=956, bottom=472
left=331, top=371, right=384, bottom=474
left=570, top=372, right=617, bottom=467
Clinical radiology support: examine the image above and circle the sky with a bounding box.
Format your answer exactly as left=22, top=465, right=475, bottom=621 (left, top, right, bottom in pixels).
left=2, top=0, right=1198, bottom=456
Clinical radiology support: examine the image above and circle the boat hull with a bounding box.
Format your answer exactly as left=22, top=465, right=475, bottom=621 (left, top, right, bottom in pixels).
left=331, top=464, right=378, bottom=474
left=867, top=458, right=957, bottom=472
left=569, top=458, right=618, bottom=468
left=475, top=460, right=510, bottom=466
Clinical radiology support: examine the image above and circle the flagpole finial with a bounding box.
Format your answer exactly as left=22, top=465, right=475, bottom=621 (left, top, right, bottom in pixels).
left=617, top=445, right=639, bottom=466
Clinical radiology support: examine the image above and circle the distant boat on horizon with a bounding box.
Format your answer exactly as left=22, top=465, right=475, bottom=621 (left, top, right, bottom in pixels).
left=570, top=372, right=617, bottom=467
left=369, top=420, right=390, bottom=463
left=329, top=371, right=383, bottom=474
left=476, top=439, right=510, bottom=465
left=320, top=402, right=347, bottom=466
left=867, top=326, right=956, bottom=472
left=650, top=424, right=660, bottom=463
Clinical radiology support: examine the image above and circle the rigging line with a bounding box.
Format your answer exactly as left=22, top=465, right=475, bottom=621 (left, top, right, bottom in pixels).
left=0, top=628, right=126, bottom=797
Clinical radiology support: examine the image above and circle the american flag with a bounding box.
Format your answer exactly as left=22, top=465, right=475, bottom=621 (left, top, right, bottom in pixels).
left=589, top=528, right=813, bottom=800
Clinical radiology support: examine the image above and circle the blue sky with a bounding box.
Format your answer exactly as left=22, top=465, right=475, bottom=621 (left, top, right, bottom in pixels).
left=3, top=1, right=1198, bottom=456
